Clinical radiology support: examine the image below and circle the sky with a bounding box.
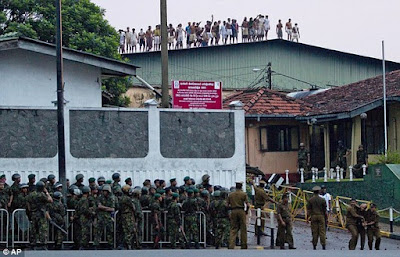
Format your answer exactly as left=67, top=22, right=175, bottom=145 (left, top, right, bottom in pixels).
left=91, top=0, right=399, bottom=62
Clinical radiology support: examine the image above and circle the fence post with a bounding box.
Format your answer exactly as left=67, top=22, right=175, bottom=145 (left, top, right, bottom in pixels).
left=285, top=170, right=289, bottom=185
left=340, top=168, right=344, bottom=179
left=362, top=164, right=367, bottom=176
left=256, top=208, right=261, bottom=245
left=270, top=211, right=275, bottom=249
left=323, top=167, right=328, bottom=182
left=312, top=168, right=316, bottom=183
left=389, top=207, right=394, bottom=233
left=330, top=168, right=334, bottom=180
left=300, top=168, right=304, bottom=183
left=336, top=166, right=340, bottom=182
left=349, top=166, right=353, bottom=181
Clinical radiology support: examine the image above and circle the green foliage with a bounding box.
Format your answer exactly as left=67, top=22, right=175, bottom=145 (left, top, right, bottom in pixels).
left=0, top=0, right=130, bottom=107
left=370, top=151, right=400, bottom=165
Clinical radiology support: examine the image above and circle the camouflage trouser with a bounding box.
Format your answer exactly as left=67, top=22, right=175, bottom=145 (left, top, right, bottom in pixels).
left=167, top=219, right=183, bottom=248
left=73, top=219, right=81, bottom=248
left=94, top=217, right=114, bottom=247
left=80, top=216, right=91, bottom=247
left=136, top=217, right=143, bottom=247
left=30, top=214, right=48, bottom=245
left=121, top=213, right=134, bottom=247
left=54, top=222, right=65, bottom=247
left=184, top=214, right=199, bottom=244
left=214, top=217, right=229, bottom=247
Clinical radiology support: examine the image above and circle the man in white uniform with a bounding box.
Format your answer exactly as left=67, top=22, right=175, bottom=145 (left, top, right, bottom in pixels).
left=319, top=185, right=332, bottom=232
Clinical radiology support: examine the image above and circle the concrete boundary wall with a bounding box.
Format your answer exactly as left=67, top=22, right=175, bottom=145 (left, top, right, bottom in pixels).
left=0, top=105, right=245, bottom=187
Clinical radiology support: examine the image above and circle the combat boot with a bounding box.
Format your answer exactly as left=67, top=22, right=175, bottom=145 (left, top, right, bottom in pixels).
left=322, top=245, right=326, bottom=250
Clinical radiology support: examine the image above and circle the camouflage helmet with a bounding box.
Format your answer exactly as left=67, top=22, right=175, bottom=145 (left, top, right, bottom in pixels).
left=36, top=181, right=45, bottom=191
left=202, top=174, right=210, bottom=182
left=102, top=184, right=112, bottom=193
left=47, top=174, right=55, bottom=181
left=75, top=174, right=84, bottom=181
left=97, top=176, right=106, bottom=183
left=53, top=191, right=63, bottom=199
left=81, top=186, right=90, bottom=194
left=122, top=185, right=131, bottom=193
left=112, top=173, right=120, bottom=180
left=213, top=190, right=221, bottom=197
left=73, top=188, right=82, bottom=196
left=12, top=173, right=21, bottom=181
left=132, top=188, right=141, bottom=195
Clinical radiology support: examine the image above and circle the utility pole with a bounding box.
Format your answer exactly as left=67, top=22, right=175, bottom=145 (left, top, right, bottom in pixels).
left=55, top=0, right=66, bottom=200
left=160, top=0, right=169, bottom=108
left=267, top=62, right=272, bottom=89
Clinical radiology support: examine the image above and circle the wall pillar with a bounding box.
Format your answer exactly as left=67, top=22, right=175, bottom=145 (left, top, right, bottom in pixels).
left=324, top=122, right=330, bottom=169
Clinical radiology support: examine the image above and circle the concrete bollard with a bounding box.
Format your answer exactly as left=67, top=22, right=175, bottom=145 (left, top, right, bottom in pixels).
left=285, top=170, right=290, bottom=185
left=336, top=166, right=340, bottom=182
left=323, top=167, right=328, bottom=182
left=330, top=168, right=334, bottom=180
left=362, top=164, right=367, bottom=176
left=312, top=168, right=316, bottom=183
left=340, top=168, right=344, bottom=179
left=300, top=168, right=304, bottom=183
left=349, top=166, right=353, bottom=181
left=315, top=168, right=319, bottom=180
left=270, top=211, right=275, bottom=228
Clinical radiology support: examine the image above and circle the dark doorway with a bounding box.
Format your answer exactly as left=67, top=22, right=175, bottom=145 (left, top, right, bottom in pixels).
left=310, top=125, right=325, bottom=169
left=329, top=119, right=352, bottom=167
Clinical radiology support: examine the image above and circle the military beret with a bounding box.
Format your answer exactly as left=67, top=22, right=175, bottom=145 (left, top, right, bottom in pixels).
left=183, top=176, right=190, bottom=181
left=201, top=190, right=209, bottom=196
left=88, top=177, right=96, bottom=183
left=170, top=178, right=176, bottom=182
left=125, top=177, right=132, bottom=183
left=154, top=193, right=161, bottom=199
left=105, top=180, right=112, bottom=184
left=76, top=174, right=84, bottom=180
left=187, top=189, right=194, bottom=194
left=97, top=176, right=106, bottom=182
left=28, top=174, right=36, bottom=179
left=158, top=189, right=165, bottom=194
left=172, top=193, right=179, bottom=198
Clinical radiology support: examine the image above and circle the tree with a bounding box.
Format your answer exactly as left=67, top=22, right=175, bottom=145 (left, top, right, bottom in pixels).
left=0, top=0, right=130, bottom=106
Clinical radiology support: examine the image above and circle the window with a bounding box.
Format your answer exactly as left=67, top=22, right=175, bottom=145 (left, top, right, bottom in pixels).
left=259, top=126, right=300, bottom=152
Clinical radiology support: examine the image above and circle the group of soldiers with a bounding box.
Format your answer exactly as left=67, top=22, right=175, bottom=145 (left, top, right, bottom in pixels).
left=0, top=173, right=381, bottom=251
left=0, top=173, right=249, bottom=250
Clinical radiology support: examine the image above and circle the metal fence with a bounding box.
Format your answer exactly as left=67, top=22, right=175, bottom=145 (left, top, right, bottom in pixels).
left=0, top=209, right=9, bottom=247
left=9, top=209, right=206, bottom=248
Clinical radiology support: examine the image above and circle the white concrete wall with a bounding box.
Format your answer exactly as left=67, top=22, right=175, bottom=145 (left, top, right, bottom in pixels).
left=0, top=49, right=102, bottom=108
left=0, top=106, right=245, bottom=188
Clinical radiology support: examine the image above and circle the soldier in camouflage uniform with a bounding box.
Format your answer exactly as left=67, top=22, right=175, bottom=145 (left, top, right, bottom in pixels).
left=7, top=173, right=21, bottom=213
left=47, top=174, right=56, bottom=194
left=151, top=193, right=163, bottom=248
left=120, top=185, right=136, bottom=249
left=94, top=184, right=115, bottom=249
left=26, top=181, right=53, bottom=249
left=140, top=187, right=151, bottom=210
left=27, top=174, right=36, bottom=194
left=167, top=193, right=184, bottom=249
left=49, top=191, right=66, bottom=249
left=111, top=173, right=123, bottom=248
left=13, top=183, right=29, bottom=209
left=298, top=143, right=310, bottom=180
left=182, top=189, right=200, bottom=249
left=67, top=185, right=82, bottom=249
left=210, top=190, right=229, bottom=249
left=132, top=188, right=143, bottom=249
left=75, top=186, right=94, bottom=249
left=0, top=183, right=8, bottom=209
left=73, top=174, right=85, bottom=191
left=276, top=194, right=295, bottom=249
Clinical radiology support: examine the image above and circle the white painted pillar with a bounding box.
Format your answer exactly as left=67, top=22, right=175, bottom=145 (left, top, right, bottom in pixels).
left=349, top=166, right=353, bottom=181
left=300, top=168, right=304, bottom=183
left=285, top=170, right=290, bottom=185
left=330, top=168, right=334, bottom=180
left=340, top=168, right=344, bottom=179
left=336, top=166, right=340, bottom=182
left=324, top=167, right=328, bottom=182
left=312, top=168, right=316, bottom=183
left=362, top=164, right=367, bottom=176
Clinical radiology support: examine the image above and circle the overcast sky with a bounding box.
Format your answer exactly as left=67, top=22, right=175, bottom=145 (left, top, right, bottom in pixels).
left=92, top=0, right=399, bottom=62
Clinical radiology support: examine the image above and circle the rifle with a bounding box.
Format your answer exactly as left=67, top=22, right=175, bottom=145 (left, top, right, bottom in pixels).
left=44, top=210, right=68, bottom=235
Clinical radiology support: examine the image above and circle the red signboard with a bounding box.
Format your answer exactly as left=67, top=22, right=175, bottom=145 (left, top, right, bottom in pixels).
left=172, top=81, right=222, bottom=109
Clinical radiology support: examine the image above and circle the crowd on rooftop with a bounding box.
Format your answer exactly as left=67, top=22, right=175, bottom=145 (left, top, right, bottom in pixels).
left=118, top=15, right=300, bottom=54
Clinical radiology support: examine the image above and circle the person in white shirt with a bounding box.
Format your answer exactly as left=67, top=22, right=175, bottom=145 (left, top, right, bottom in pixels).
left=131, top=28, right=138, bottom=52
left=125, top=27, right=132, bottom=53
left=118, top=29, right=125, bottom=54
left=175, top=24, right=184, bottom=49
left=258, top=15, right=265, bottom=41
left=264, top=15, right=271, bottom=40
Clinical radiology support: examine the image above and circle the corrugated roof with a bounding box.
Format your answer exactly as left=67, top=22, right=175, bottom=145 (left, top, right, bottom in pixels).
left=223, top=87, right=311, bottom=116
